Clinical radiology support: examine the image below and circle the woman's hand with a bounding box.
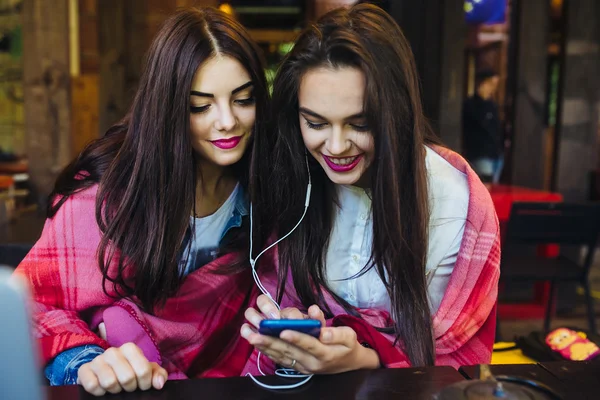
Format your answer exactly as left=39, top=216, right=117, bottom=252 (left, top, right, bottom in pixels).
left=240, top=294, right=380, bottom=374
left=242, top=294, right=320, bottom=326
left=77, top=343, right=168, bottom=396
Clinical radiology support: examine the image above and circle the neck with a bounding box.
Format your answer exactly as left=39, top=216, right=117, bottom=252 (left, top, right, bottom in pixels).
left=193, top=158, right=236, bottom=218
left=196, top=158, right=231, bottom=196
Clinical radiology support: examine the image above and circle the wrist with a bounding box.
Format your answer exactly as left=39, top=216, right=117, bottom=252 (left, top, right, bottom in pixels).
left=355, top=343, right=380, bottom=370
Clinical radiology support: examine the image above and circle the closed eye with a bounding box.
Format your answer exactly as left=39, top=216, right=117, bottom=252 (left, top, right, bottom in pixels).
left=351, top=123, right=369, bottom=132
left=234, top=97, right=256, bottom=106
left=191, top=105, right=210, bottom=114
left=304, top=119, right=327, bottom=130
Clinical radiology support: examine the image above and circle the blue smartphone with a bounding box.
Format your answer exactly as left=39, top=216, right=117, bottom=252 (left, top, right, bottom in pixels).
left=259, top=319, right=321, bottom=338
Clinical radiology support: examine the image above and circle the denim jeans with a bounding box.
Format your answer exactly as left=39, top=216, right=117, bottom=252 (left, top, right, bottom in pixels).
left=45, top=345, right=104, bottom=385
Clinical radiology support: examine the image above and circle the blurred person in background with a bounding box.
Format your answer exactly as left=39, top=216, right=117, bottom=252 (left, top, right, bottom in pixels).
left=463, top=69, right=504, bottom=184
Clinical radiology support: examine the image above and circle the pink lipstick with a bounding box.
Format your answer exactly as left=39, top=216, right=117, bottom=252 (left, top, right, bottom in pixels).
left=322, top=154, right=363, bottom=172
left=210, top=136, right=242, bottom=149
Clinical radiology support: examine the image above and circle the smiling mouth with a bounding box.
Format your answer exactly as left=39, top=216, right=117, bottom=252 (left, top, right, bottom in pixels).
left=322, top=154, right=363, bottom=172
left=210, top=135, right=242, bottom=149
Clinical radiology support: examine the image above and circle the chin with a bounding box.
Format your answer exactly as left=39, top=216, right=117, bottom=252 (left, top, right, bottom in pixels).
left=195, top=144, right=248, bottom=167
left=318, top=161, right=366, bottom=186
left=212, top=153, right=245, bottom=167
left=323, top=171, right=362, bottom=186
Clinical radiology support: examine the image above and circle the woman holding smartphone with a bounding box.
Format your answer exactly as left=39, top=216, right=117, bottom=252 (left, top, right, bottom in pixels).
left=241, top=3, right=500, bottom=375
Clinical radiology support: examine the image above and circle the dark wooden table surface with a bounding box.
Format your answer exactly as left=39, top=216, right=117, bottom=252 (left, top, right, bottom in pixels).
left=460, top=361, right=600, bottom=399
left=460, top=363, right=560, bottom=388
left=538, top=361, right=600, bottom=397
left=46, top=361, right=600, bottom=400
left=48, top=366, right=465, bottom=400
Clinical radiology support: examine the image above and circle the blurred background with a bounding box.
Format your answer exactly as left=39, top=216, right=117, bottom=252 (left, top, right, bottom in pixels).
left=0, top=0, right=599, bottom=342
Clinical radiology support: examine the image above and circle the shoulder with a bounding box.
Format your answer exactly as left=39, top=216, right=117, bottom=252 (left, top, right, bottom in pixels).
left=51, top=184, right=99, bottom=218
left=18, top=184, right=103, bottom=278
left=425, top=146, right=469, bottom=220
left=426, top=145, right=499, bottom=240
left=47, top=184, right=102, bottom=244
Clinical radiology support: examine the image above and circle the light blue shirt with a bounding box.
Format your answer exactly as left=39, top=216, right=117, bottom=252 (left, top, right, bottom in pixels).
left=181, top=183, right=246, bottom=275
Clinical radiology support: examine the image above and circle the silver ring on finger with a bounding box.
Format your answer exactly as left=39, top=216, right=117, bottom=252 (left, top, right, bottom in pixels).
left=290, top=359, right=297, bottom=368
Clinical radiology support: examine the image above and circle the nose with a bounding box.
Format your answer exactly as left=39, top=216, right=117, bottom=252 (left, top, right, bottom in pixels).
left=215, top=104, right=237, bottom=132
left=326, top=125, right=350, bottom=155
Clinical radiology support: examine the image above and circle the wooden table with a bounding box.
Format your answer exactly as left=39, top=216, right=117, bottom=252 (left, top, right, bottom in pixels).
left=460, top=361, right=600, bottom=398
left=0, top=160, right=28, bottom=175
left=460, top=363, right=561, bottom=389
left=539, top=361, right=600, bottom=395
left=489, top=184, right=564, bottom=320
left=46, top=362, right=600, bottom=400
left=47, top=367, right=465, bottom=400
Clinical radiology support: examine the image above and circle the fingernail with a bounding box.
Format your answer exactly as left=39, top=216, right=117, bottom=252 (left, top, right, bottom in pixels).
left=156, top=375, right=165, bottom=389
left=269, top=312, right=279, bottom=319
left=241, top=326, right=252, bottom=338
left=323, top=331, right=332, bottom=342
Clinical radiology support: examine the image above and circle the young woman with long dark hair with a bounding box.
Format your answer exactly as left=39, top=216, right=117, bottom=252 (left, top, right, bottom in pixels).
left=15, top=7, right=268, bottom=395
left=242, top=3, right=500, bottom=374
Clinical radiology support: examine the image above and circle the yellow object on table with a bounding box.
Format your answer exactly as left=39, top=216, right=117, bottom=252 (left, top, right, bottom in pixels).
left=491, top=342, right=536, bottom=364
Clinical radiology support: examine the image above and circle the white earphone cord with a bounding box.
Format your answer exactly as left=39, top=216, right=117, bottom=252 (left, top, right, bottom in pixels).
left=246, top=154, right=313, bottom=390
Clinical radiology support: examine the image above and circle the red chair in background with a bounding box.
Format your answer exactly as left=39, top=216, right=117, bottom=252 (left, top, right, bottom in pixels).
left=490, top=184, right=563, bottom=321
left=499, top=202, right=600, bottom=333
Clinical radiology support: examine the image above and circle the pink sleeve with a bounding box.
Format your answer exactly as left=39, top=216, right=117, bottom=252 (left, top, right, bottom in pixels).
left=13, top=187, right=112, bottom=363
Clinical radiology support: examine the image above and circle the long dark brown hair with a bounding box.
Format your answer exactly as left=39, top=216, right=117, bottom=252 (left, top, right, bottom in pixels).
left=48, top=7, right=268, bottom=312
left=252, top=4, right=439, bottom=366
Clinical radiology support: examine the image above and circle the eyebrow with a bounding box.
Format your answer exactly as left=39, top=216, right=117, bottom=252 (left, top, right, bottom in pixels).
left=299, top=107, right=365, bottom=121
left=190, top=81, right=254, bottom=98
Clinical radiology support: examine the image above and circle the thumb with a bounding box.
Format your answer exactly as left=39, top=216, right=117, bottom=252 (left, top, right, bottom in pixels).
left=150, top=362, right=168, bottom=390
